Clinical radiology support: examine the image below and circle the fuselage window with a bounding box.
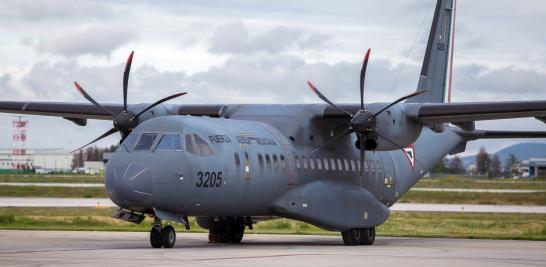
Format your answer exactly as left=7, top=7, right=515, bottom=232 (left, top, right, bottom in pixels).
left=155, top=133, right=182, bottom=151
left=258, top=154, right=264, bottom=169
left=350, top=160, right=356, bottom=172
left=302, top=156, right=308, bottom=169
left=377, top=160, right=382, bottom=173
left=265, top=154, right=271, bottom=168
left=280, top=155, right=286, bottom=168
left=330, top=159, right=336, bottom=171
left=337, top=159, right=343, bottom=171
left=371, top=161, right=375, bottom=173
left=343, top=159, right=349, bottom=171
left=309, top=157, right=315, bottom=170
left=244, top=152, right=251, bottom=175
left=323, top=158, right=329, bottom=170
left=185, top=134, right=197, bottom=154
left=273, top=155, right=279, bottom=168
left=134, top=133, right=158, bottom=151
left=364, top=160, right=369, bottom=172
left=234, top=152, right=241, bottom=167
left=316, top=158, right=322, bottom=170
left=295, top=156, right=301, bottom=169
left=357, top=160, right=361, bottom=172
left=193, top=134, right=214, bottom=157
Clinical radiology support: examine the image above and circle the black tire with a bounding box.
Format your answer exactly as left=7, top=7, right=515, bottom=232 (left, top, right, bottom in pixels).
left=229, top=224, right=245, bottom=243
left=360, top=227, right=375, bottom=245
left=219, top=228, right=230, bottom=243
left=150, top=227, right=162, bottom=248
left=341, top=228, right=362, bottom=246
left=161, top=225, right=176, bottom=248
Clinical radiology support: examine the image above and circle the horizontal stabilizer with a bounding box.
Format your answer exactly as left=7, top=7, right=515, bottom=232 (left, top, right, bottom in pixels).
left=459, top=130, right=546, bottom=140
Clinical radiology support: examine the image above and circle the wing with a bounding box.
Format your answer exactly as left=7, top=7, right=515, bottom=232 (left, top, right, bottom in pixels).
left=322, top=101, right=546, bottom=124
left=0, top=101, right=123, bottom=120
left=409, top=101, right=546, bottom=124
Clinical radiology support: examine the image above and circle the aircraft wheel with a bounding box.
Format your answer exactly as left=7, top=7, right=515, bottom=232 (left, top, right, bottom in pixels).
left=341, top=228, right=362, bottom=246
left=360, top=227, right=375, bottom=245
left=161, top=225, right=176, bottom=248
left=150, top=227, right=162, bottom=248
left=219, top=229, right=231, bottom=243
left=229, top=224, right=245, bottom=243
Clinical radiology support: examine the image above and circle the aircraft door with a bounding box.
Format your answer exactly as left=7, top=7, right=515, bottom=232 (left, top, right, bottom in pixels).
left=379, top=152, right=396, bottom=205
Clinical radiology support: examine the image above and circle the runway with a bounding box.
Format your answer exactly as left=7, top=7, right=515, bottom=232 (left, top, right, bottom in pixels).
left=1, top=197, right=546, bottom=213
left=0, top=231, right=543, bottom=266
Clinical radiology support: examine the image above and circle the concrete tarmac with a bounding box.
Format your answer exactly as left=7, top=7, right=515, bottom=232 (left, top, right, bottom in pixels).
left=2, top=197, right=546, bottom=213
left=0, top=231, right=544, bottom=267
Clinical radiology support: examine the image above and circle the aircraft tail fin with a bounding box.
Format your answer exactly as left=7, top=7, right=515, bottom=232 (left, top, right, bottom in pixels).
left=407, top=0, right=456, bottom=104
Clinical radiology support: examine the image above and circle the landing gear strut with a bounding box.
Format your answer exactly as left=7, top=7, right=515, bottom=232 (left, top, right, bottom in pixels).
left=150, top=217, right=176, bottom=248
left=341, top=227, right=375, bottom=246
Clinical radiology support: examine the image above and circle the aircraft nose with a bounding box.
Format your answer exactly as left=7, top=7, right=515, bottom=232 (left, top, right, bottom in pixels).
left=105, top=163, right=155, bottom=211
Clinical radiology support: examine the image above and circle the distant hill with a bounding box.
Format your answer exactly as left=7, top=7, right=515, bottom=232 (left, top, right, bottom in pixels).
left=461, top=142, right=546, bottom=167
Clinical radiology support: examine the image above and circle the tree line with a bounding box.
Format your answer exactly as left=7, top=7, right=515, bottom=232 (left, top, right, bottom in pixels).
left=432, top=147, right=521, bottom=178
left=71, top=145, right=118, bottom=168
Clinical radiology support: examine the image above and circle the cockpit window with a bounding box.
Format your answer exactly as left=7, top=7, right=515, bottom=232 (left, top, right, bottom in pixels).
left=134, top=133, right=158, bottom=151
left=185, top=134, right=215, bottom=157
left=119, top=133, right=138, bottom=152
left=155, top=133, right=182, bottom=151
left=193, top=134, right=214, bottom=156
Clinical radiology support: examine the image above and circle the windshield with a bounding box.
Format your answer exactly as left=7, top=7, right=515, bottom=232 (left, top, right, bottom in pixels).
left=155, top=133, right=182, bottom=151
left=134, top=133, right=159, bottom=151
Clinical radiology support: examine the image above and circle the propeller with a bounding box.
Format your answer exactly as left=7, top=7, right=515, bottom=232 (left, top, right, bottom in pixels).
left=307, top=48, right=427, bottom=176
left=71, top=51, right=187, bottom=152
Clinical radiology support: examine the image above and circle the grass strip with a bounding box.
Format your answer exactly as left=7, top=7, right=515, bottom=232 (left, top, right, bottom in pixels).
left=400, top=191, right=546, bottom=205
left=0, top=207, right=544, bottom=241
left=419, top=176, right=546, bottom=190
left=0, top=186, right=107, bottom=198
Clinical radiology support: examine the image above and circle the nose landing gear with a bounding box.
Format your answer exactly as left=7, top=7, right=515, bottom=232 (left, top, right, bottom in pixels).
left=150, top=217, right=176, bottom=248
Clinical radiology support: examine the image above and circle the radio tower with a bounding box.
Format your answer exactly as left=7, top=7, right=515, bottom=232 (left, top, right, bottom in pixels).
left=12, top=116, right=28, bottom=170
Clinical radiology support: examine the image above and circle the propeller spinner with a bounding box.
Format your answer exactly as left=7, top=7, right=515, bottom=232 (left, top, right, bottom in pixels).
left=72, top=51, right=186, bottom=152
left=307, top=49, right=427, bottom=176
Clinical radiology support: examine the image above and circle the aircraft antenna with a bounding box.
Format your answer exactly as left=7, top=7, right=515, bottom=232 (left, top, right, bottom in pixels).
left=446, top=0, right=457, bottom=103
left=386, top=0, right=435, bottom=99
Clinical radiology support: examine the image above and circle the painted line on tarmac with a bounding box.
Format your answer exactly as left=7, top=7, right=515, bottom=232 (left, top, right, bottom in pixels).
left=0, top=182, right=104, bottom=187
left=411, top=188, right=546, bottom=193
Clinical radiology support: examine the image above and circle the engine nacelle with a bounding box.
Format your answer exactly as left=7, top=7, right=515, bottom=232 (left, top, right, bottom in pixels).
left=361, top=104, right=422, bottom=151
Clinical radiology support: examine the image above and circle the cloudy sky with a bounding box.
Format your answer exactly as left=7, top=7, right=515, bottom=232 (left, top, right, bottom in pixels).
left=0, top=0, right=545, bottom=155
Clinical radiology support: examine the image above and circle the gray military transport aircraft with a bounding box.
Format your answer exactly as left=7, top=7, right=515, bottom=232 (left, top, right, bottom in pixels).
left=2, top=0, right=546, bottom=247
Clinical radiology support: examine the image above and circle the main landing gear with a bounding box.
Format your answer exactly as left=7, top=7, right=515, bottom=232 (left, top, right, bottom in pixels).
left=150, top=217, right=176, bottom=248
left=208, top=219, right=246, bottom=244
left=341, top=227, right=375, bottom=246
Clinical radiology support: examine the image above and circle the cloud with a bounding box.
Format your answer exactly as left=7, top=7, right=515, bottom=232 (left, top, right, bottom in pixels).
left=453, top=65, right=546, bottom=101
left=34, top=25, right=136, bottom=57
left=209, top=21, right=330, bottom=55
left=0, top=0, right=112, bottom=21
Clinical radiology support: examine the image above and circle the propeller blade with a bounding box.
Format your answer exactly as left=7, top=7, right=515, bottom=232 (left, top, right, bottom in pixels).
left=71, top=128, right=118, bottom=153
left=359, top=134, right=365, bottom=177
left=371, top=89, right=428, bottom=119
left=123, top=51, right=134, bottom=112
left=307, top=81, right=352, bottom=117
left=73, top=81, right=116, bottom=117
left=375, top=131, right=406, bottom=151
left=310, top=128, right=352, bottom=153
left=360, top=48, right=371, bottom=111
left=134, top=92, right=187, bottom=119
